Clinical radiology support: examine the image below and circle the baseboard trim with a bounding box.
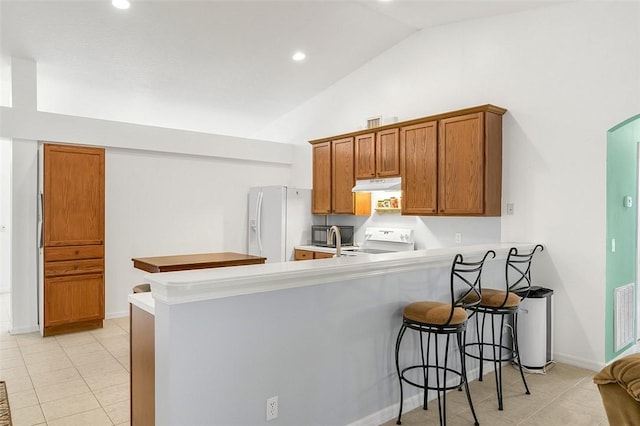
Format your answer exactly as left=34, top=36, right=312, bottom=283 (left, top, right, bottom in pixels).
left=552, top=352, right=604, bottom=372
left=105, top=311, right=129, bottom=319
left=347, top=393, right=423, bottom=426
left=9, top=325, right=39, bottom=335
left=347, top=363, right=493, bottom=426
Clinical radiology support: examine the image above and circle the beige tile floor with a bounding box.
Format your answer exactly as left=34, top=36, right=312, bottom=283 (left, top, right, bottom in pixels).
left=381, top=362, right=608, bottom=426
left=0, top=293, right=130, bottom=426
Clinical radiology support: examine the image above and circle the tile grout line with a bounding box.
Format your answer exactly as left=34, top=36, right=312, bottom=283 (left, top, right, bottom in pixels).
left=55, top=332, right=113, bottom=425
left=15, top=319, right=130, bottom=426
left=87, top=320, right=130, bottom=425
left=13, top=337, right=45, bottom=425
left=516, top=372, right=596, bottom=425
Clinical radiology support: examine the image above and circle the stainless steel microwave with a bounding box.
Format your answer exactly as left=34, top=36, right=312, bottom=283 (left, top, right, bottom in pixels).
left=311, top=225, right=354, bottom=247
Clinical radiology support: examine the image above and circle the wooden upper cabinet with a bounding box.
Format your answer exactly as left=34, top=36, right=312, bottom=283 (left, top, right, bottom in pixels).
left=312, top=142, right=332, bottom=214
left=354, top=129, right=400, bottom=179
left=310, top=104, right=505, bottom=217
left=438, top=111, right=502, bottom=216
left=44, top=144, right=105, bottom=246
left=312, top=138, right=370, bottom=216
left=332, top=137, right=356, bottom=214
left=354, top=133, right=376, bottom=179
left=400, top=121, right=438, bottom=215
left=376, top=128, right=400, bottom=177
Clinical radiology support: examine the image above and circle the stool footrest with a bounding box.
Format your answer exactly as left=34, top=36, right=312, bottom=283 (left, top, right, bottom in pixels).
left=400, top=364, right=465, bottom=392
left=464, top=341, right=518, bottom=363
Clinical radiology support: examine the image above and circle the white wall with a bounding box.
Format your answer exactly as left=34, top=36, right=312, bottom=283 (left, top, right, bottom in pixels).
left=105, top=148, right=291, bottom=316
left=257, top=1, right=640, bottom=369
left=7, top=139, right=294, bottom=328
left=10, top=139, right=39, bottom=333
left=4, top=59, right=298, bottom=330
left=0, top=139, right=11, bottom=293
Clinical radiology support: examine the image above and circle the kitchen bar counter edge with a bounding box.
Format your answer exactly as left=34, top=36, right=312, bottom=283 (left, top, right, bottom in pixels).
left=142, top=243, right=538, bottom=307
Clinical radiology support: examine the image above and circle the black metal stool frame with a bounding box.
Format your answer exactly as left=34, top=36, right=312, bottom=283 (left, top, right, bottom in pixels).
left=464, top=244, right=544, bottom=411
left=395, top=250, right=495, bottom=426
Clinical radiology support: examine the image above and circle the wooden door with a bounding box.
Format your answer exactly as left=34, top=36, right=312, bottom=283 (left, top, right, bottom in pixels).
left=438, top=112, right=484, bottom=215
left=332, top=137, right=355, bottom=214
left=354, top=133, right=376, bottom=179
left=44, top=144, right=105, bottom=246
left=376, top=128, right=400, bottom=177
left=312, top=142, right=332, bottom=214
left=400, top=121, right=438, bottom=215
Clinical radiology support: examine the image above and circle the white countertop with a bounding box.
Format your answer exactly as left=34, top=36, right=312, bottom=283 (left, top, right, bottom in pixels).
left=128, top=291, right=155, bottom=315
left=295, top=244, right=360, bottom=255
left=145, top=243, right=539, bottom=306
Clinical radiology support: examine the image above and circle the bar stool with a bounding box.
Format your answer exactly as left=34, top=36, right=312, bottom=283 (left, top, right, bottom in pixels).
left=132, top=283, right=151, bottom=293
left=463, top=244, right=543, bottom=410
left=394, top=250, right=495, bottom=426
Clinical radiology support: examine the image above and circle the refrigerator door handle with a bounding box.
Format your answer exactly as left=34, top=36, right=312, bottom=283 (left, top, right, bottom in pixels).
left=38, top=192, right=43, bottom=249
left=256, top=190, right=263, bottom=254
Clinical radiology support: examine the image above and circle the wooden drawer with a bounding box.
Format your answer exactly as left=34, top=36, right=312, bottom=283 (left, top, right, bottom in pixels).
left=314, top=251, right=334, bottom=259
left=44, top=259, right=104, bottom=277
left=45, top=245, right=104, bottom=262
left=294, top=249, right=314, bottom=261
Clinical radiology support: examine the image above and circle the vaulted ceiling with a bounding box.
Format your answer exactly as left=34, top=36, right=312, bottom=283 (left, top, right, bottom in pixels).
left=0, top=1, right=567, bottom=138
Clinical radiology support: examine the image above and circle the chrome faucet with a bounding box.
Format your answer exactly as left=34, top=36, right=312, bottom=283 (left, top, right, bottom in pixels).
left=328, top=225, right=342, bottom=258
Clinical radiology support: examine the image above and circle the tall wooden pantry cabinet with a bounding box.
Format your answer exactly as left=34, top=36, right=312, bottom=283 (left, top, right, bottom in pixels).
left=42, top=143, right=105, bottom=336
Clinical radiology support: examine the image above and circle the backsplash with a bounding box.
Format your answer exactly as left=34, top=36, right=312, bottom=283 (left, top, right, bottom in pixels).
left=318, top=190, right=498, bottom=249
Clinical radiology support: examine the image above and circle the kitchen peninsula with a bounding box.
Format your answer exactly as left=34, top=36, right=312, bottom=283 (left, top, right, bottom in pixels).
left=129, top=243, right=540, bottom=425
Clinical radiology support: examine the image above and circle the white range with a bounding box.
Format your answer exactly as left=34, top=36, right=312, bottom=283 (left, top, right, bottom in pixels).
left=347, top=227, right=415, bottom=254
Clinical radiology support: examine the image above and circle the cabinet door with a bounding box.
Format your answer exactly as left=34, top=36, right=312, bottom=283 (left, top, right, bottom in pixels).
left=314, top=251, right=334, bottom=259
left=332, top=137, right=356, bottom=214
left=354, top=133, right=376, bottom=179
left=312, top=142, right=332, bottom=214
left=44, top=144, right=105, bottom=247
left=294, top=249, right=314, bottom=261
left=45, top=273, right=104, bottom=326
left=401, top=121, right=438, bottom=215
left=376, top=128, right=400, bottom=177
left=438, top=113, right=484, bottom=215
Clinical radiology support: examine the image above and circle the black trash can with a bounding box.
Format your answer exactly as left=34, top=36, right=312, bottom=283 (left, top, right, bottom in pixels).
left=517, top=286, right=554, bottom=370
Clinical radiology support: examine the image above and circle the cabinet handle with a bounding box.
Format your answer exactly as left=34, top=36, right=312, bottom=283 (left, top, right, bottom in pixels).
left=75, top=250, right=80, bottom=255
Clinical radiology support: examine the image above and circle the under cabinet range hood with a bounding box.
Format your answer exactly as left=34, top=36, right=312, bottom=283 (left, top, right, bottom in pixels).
left=352, top=177, right=401, bottom=192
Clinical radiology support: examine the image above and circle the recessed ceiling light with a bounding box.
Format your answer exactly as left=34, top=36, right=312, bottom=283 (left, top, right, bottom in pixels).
left=112, top=0, right=130, bottom=10
left=292, top=51, right=306, bottom=62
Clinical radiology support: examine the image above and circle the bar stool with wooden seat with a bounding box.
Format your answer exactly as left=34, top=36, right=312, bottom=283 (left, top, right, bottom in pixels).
left=394, top=250, right=495, bottom=426
left=463, top=244, right=544, bottom=411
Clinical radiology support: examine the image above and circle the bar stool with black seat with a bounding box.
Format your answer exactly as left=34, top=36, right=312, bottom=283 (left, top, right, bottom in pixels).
left=463, top=244, right=544, bottom=411
left=395, top=250, right=495, bottom=426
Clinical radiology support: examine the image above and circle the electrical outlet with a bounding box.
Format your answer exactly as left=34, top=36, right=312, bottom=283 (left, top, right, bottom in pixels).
left=455, top=232, right=462, bottom=244
left=506, top=203, right=514, bottom=215
left=266, top=396, right=278, bottom=421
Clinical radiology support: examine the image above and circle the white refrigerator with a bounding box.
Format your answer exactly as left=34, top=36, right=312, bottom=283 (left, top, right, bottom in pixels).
left=248, top=186, right=313, bottom=263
